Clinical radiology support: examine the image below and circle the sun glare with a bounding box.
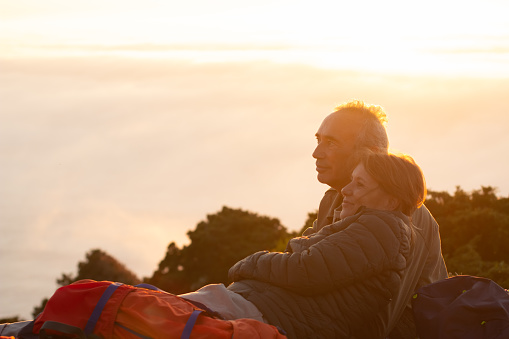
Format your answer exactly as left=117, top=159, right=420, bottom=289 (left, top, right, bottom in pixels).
left=1, top=0, right=509, bottom=75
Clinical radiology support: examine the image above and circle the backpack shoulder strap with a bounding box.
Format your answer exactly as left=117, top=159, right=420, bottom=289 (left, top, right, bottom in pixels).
left=180, top=310, right=203, bottom=339
left=84, top=282, right=123, bottom=335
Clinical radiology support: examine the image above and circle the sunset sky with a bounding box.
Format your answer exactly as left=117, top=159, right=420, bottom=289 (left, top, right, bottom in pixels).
left=1, top=0, right=509, bottom=319
left=3, top=0, right=509, bottom=75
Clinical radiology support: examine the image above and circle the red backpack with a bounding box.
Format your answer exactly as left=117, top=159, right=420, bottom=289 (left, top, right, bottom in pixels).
left=32, top=279, right=287, bottom=339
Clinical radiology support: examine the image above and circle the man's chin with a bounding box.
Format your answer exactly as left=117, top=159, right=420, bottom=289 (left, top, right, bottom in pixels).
left=316, top=173, right=331, bottom=185
left=316, top=174, right=344, bottom=191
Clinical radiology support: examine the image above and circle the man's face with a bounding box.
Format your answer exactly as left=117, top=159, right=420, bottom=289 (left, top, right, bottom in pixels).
left=312, top=111, right=361, bottom=191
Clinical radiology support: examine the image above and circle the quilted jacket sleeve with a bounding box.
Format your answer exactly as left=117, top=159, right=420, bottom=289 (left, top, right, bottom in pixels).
left=228, top=210, right=411, bottom=295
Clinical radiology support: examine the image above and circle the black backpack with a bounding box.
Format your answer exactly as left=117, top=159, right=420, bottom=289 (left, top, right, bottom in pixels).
left=412, top=275, right=509, bottom=339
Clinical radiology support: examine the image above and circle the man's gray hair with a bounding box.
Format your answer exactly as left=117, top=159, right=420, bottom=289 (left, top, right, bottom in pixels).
left=334, top=100, right=389, bottom=152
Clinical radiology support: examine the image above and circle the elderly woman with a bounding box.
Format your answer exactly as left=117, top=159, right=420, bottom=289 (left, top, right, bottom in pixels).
left=183, top=151, right=429, bottom=339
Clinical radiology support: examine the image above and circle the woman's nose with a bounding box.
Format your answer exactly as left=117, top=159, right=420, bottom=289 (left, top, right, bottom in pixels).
left=341, top=182, right=352, bottom=197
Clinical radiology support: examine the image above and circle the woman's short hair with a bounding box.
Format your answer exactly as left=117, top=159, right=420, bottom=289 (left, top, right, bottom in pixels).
left=361, top=152, right=426, bottom=216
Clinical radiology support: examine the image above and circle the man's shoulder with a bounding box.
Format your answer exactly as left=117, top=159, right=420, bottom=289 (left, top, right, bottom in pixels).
left=325, top=187, right=338, bottom=193
left=412, top=204, right=441, bottom=241
left=322, top=187, right=339, bottom=198
left=316, top=188, right=342, bottom=225
left=412, top=205, right=438, bottom=227
left=302, top=189, right=339, bottom=236
left=317, top=187, right=340, bottom=207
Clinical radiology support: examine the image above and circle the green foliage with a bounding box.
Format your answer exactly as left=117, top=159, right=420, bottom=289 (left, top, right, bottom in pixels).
left=32, top=249, right=141, bottom=318
left=0, top=316, right=21, bottom=323
left=146, top=206, right=291, bottom=293
left=271, top=212, right=316, bottom=252
left=32, top=298, right=48, bottom=319
left=144, top=242, right=190, bottom=294
left=268, top=211, right=317, bottom=253
left=55, top=249, right=141, bottom=286
left=426, top=186, right=509, bottom=287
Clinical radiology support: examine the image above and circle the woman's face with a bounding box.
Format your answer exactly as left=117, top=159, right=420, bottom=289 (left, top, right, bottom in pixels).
left=340, top=163, right=399, bottom=219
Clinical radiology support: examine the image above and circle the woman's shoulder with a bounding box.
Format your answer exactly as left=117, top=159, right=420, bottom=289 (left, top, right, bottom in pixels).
left=347, top=208, right=412, bottom=239
left=313, top=208, right=410, bottom=243
left=352, top=209, right=413, bottom=259
left=334, top=207, right=408, bottom=227
left=358, top=207, right=409, bottom=223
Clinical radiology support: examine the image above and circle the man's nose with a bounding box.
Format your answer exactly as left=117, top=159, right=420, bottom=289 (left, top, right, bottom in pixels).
left=312, top=143, right=324, bottom=159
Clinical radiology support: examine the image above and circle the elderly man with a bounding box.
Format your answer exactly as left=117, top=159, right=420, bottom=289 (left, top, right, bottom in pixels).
left=306, top=100, right=448, bottom=338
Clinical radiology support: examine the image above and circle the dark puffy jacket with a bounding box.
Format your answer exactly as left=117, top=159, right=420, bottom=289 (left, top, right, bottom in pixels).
left=228, top=208, right=412, bottom=339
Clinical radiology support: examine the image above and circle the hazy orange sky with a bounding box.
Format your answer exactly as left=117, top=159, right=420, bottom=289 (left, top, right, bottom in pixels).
left=3, top=0, right=509, bottom=75
left=1, top=0, right=509, bottom=319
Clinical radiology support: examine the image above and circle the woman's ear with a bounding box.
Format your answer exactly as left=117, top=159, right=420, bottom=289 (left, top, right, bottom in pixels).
left=386, top=196, right=400, bottom=211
